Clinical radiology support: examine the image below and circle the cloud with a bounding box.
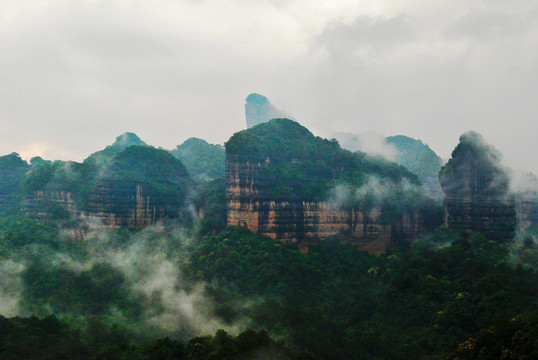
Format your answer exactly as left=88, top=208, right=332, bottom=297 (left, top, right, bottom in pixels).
left=0, top=0, right=537, bottom=177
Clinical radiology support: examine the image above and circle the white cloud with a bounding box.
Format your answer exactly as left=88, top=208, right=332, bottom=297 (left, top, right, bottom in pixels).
left=0, top=0, right=536, bottom=175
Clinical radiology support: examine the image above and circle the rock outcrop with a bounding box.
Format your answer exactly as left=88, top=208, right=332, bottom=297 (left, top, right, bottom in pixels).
left=226, top=119, right=441, bottom=254
left=440, top=131, right=516, bottom=242
left=245, top=93, right=290, bottom=128
left=0, top=137, right=191, bottom=230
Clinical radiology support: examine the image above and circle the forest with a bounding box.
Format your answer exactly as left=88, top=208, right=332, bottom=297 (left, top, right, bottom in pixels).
left=0, top=123, right=537, bottom=359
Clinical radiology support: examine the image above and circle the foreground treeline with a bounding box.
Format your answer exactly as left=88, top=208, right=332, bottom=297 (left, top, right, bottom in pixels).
left=0, top=216, right=537, bottom=359
left=0, top=316, right=312, bottom=360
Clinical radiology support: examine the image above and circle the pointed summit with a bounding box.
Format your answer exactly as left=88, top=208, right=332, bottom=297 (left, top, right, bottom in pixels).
left=84, top=132, right=149, bottom=164
left=112, top=132, right=147, bottom=150
left=245, top=93, right=290, bottom=128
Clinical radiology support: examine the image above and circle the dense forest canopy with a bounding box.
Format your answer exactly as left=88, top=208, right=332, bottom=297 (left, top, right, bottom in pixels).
left=0, top=124, right=536, bottom=359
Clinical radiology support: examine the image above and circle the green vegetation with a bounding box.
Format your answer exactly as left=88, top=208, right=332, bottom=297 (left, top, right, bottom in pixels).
left=0, top=316, right=311, bottom=360
left=185, top=227, right=538, bottom=360
left=225, top=119, right=420, bottom=201
left=193, top=177, right=227, bottom=236
left=170, top=138, right=225, bottom=181
left=386, top=135, right=444, bottom=200
left=84, top=132, right=149, bottom=165
left=0, top=215, right=536, bottom=359
left=0, top=136, right=191, bottom=222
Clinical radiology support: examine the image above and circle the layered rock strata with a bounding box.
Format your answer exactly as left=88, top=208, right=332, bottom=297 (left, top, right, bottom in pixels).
left=227, top=155, right=425, bottom=254
left=85, top=180, right=174, bottom=229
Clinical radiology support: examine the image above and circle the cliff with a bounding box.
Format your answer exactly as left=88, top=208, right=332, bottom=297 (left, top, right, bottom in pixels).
left=226, top=119, right=441, bottom=253
left=0, top=138, right=191, bottom=230
left=440, top=131, right=516, bottom=242
left=83, top=145, right=190, bottom=228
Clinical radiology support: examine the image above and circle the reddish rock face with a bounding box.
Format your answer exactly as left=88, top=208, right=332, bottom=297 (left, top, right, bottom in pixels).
left=440, top=132, right=516, bottom=242
left=226, top=156, right=425, bottom=254
left=85, top=180, right=178, bottom=229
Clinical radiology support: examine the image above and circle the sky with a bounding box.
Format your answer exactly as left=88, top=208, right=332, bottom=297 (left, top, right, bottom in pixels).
left=1, top=0, right=537, bottom=174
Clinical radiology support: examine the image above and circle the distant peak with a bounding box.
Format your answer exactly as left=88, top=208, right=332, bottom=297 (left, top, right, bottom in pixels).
left=245, top=93, right=291, bottom=128
left=246, top=93, right=269, bottom=103
left=112, top=132, right=147, bottom=149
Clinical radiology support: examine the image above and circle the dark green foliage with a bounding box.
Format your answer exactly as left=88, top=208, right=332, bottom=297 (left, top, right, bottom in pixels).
left=447, top=314, right=538, bottom=360
left=0, top=153, right=29, bottom=193
left=21, top=260, right=141, bottom=318
left=170, top=138, right=225, bottom=181
left=386, top=135, right=444, bottom=200
left=193, top=178, right=227, bottom=236
left=386, top=136, right=442, bottom=182
left=225, top=119, right=419, bottom=201
left=0, top=215, right=59, bottom=249
left=0, top=153, right=29, bottom=214
left=0, top=138, right=191, bottom=222
left=84, top=132, right=150, bottom=165
left=0, top=317, right=308, bottom=360
left=185, top=227, right=538, bottom=360
left=440, top=131, right=510, bottom=198
left=100, top=146, right=190, bottom=206
left=107, top=146, right=188, bottom=182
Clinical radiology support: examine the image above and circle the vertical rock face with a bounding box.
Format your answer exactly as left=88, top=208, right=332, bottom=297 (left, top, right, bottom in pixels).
left=226, top=119, right=440, bottom=254
left=1, top=139, right=191, bottom=230
left=84, top=146, right=190, bottom=228
left=226, top=157, right=424, bottom=254
left=85, top=180, right=172, bottom=228
left=440, top=131, right=516, bottom=242
left=245, top=93, right=289, bottom=128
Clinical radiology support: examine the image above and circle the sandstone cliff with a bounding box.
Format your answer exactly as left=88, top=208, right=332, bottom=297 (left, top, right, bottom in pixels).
left=3, top=139, right=191, bottom=230
left=226, top=119, right=440, bottom=253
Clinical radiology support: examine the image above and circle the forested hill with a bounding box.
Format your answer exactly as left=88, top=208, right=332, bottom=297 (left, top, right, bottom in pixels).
left=225, top=118, right=420, bottom=200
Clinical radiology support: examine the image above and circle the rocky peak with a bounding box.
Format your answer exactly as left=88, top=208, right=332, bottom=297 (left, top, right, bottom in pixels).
left=440, top=131, right=516, bottom=242
left=245, top=93, right=290, bottom=128
left=440, top=131, right=510, bottom=201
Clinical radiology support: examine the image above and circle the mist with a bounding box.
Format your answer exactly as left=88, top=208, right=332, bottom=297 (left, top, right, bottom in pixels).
left=0, top=221, right=248, bottom=339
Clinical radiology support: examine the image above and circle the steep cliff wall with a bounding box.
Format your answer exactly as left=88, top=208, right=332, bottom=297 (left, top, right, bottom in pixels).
left=440, top=132, right=516, bottom=242
left=24, top=190, right=79, bottom=221
left=225, top=120, right=437, bottom=254
left=85, top=180, right=177, bottom=228
left=14, top=143, right=191, bottom=230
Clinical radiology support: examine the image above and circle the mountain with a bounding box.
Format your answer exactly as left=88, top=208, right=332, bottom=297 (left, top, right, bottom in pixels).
left=169, top=137, right=225, bottom=181
left=334, top=132, right=444, bottom=201
left=440, top=131, right=516, bottom=242
left=85, top=132, right=149, bottom=164
left=226, top=118, right=442, bottom=253
left=0, top=135, right=190, bottom=230
left=245, top=93, right=290, bottom=128
left=386, top=135, right=444, bottom=201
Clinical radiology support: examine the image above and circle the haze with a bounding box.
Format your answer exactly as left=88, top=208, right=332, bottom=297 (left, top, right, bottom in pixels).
left=1, top=0, right=537, bottom=174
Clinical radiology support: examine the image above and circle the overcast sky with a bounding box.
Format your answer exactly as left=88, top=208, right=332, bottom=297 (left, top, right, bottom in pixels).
left=1, top=0, right=537, bottom=174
